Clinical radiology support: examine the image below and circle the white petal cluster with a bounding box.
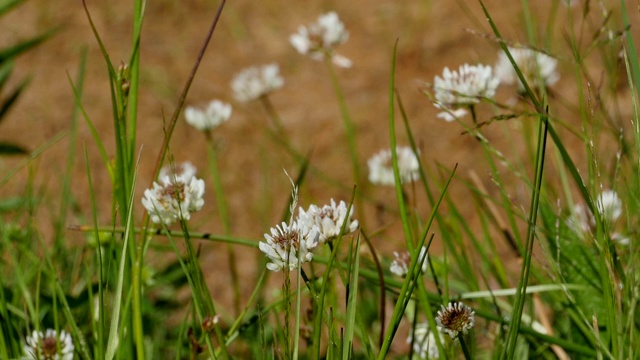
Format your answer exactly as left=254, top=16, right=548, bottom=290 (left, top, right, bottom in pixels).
left=297, top=199, right=358, bottom=243
left=231, top=64, right=284, bottom=103
left=596, top=190, right=622, bottom=222
left=159, top=161, right=197, bottom=182
left=290, top=12, right=351, bottom=67
left=24, top=329, right=74, bottom=360
left=390, top=246, right=428, bottom=277
left=184, top=100, right=232, bottom=131
left=142, top=174, right=205, bottom=225
left=259, top=221, right=320, bottom=272
left=433, top=64, right=499, bottom=121
left=436, top=302, right=475, bottom=339
left=495, top=47, right=559, bottom=91
left=368, top=147, right=420, bottom=186
left=566, top=189, right=623, bottom=239
left=407, top=322, right=440, bottom=359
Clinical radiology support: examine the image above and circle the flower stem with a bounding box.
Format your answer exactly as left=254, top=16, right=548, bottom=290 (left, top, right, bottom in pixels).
left=459, top=335, right=472, bottom=360
left=205, top=131, right=241, bottom=316
left=260, top=95, right=287, bottom=136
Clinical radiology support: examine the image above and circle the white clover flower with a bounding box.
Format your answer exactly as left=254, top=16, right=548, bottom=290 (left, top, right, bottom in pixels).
left=495, top=47, right=559, bottom=91
left=566, top=203, right=593, bottom=236
left=184, top=100, right=232, bottom=131
left=297, top=199, right=358, bottom=243
left=290, top=11, right=352, bottom=68
left=24, top=329, right=74, bottom=360
left=259, top=221, right=320, bottom=272
left=408, top=322, right=440, bottom=359
left=433, top=64, right=499, bottom=121
left=142, top=175, right=205, bottom=225
left=368, top=147, right=420, bottom=186
left=231, top=64, right=284, bottom=102
left=159, top=161, right=197, bottom=183
left=596, top=190, right=622, bottom=222
left=390, top=246, right=429, bottom=277
left=436, top=302, right=475, bottom=339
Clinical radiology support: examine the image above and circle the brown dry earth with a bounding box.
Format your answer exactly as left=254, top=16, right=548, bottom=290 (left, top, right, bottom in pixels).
left=0, top=0, right=636, bottom=346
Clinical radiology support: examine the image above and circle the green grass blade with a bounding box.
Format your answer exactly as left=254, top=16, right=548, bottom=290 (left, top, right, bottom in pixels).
left=343, top=235, right=361, bottom=360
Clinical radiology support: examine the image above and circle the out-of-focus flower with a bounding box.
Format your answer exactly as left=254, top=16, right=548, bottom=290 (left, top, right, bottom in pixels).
left=259, top=221, right=320, bottom=271
left=368, top=147, right=420, bottom=186
left=566, top=203, right=593, bottom=235
left=142, top=175, right=205, bottom=225
left=231, top=64, right=284, bottom=102
left=408, top=322, right=440, bottom=359
left=184, top=100, right=232, bottom=131
left=290, top=11, right=351, bottom=68
left=24, top=329, right=74, bottom=360
left=433, top=64, right=499, bottom=122
left=297, top=199, right=358, bottom=243
left=436, top=302, right=475, bottom=339
left=390, top=246, right=428, bottom=277
left=159, top=161, right=197, bottom=182
left=596, top=189, right=622, bottom=222
left=495, top=47, right=559, bottom=91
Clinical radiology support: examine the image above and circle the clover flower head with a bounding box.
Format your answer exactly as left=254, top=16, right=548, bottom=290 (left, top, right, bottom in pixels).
left=290, top=12, right=351, bottom=67
left=408, top=322, right=440, bottom=359
left=297, top=199, right=358, bottom=243
left=495, top=47, right=559, bottom=91
left=566, top=203, right=593, bottom=235
left=24, top=329, right=74, bottom=360
left=184, top=100, right=232, bottom=131
left=436, top=302, right=475, bottom=339
left=390, top=246, right=428, bottom=277
left=433, top=64, right=499, bottom=121
left=159, top=161, right=197, bottom=183
left=596, top=190, right=622, bottom=222
left=259, top=221, right=320, bottom=271
left=368, top=147, right=420, bottom=186
left=141, top=174, right=205, bottom=225
left=231, top=64, right=284, bottom=102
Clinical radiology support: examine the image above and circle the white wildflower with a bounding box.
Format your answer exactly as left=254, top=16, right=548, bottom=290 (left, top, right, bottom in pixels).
left=290, top=11, right=351, bottom=68
left=436, top=302, right=475, bottom=339
left=259, top=221, right=320, bottom=271
left=184, top=100, right=232, bottom=131
left=159, top=161, right=197, bottom=182
left=596, top=189, right=622, bottom=222
left=433, top=64, right=499, bottom=121
left=297, top=199, right=358, bottom=243
left=408, top=322, right=440, bottom=359
left=141, top=175, right=205, bottom=225
left=495, top=47, right=559, bottom=91
left=24, top=329, right=74, bottom=360
left=390, top=246, right=428, bottom=277
left=566, top=203, right=593, bottom=235
left=368, top=147, right=420, bottom=186
left=231, top=64, right=284, bottom=102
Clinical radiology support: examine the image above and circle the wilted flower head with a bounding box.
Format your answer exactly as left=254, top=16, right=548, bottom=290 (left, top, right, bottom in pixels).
left=368, top=147, right=420, bottom=186
left=184, top=100, right=232, bottom=131
left=297, top=199, right=358, bottom=243
left=231, top=64, right=284, bottom=102
left=408, top=322, right=440, bottom=359
left=24, top=329, right=74, bottom=360
left=390, top=246, right=428, bottom=277
left=259, top=221, right=320, bottom=271
left=495, top=47, right=559, bottom=91
left=142, top=174, right=205, bottom=225
left=436, top=302, right=475, bottom=339
left=596, top=190, right=622, bottom=222
left=159, top=161, right=197, bottom=182
left=290, top=11, right=352, bottom=68
left=433, top=64, right=499, bottom=122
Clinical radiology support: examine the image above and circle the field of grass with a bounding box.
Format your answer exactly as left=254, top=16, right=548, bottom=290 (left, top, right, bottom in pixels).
left=1, top=0, right=639, bottom=358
